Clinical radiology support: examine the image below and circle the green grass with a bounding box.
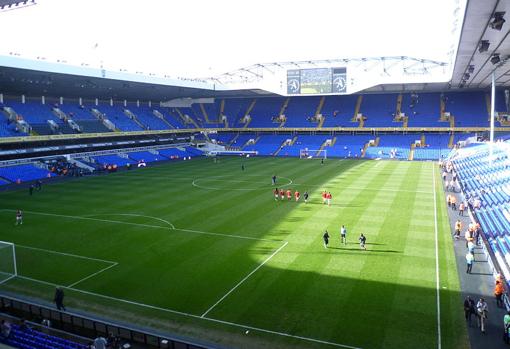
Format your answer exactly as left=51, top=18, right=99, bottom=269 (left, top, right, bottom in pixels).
left=0, top=157, right=468, bottom=349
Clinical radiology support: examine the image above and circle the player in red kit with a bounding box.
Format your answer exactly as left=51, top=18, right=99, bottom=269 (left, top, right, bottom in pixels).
left=294, top=190, right=300, bottom=202
left=286, top=189, right=292, bottom=201
left=273, top=188, right=279, bottom=201
left=327, top=192, right=332, bottom=206
left=279, top=189, right=285, bottom=200
left=322, top=191, right=327, bottom=205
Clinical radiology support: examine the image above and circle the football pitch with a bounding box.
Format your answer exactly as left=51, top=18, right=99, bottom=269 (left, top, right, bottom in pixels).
left=0, top=157, right=467, bottom=349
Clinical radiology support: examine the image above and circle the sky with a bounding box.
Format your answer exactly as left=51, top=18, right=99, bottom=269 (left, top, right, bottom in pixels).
left=0, top=0, right=464, bottom=78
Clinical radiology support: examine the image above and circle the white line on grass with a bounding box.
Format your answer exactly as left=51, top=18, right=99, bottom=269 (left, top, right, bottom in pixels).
left=11, top=274, right=361, bottom=349
left=192, top=176, right=293, bottom=191
left=432, top=165, right=442, bottom=349
left=82, top=213, right=175, bottom=229
left=0, top=275, right=16, bottom=285
left=0, top=209, right=279, bottom=242
left=201, top=241, right=288, bottom=318
left=16, top=244, right=117, bottom=264
left=67, top=262, right=119, bottom=288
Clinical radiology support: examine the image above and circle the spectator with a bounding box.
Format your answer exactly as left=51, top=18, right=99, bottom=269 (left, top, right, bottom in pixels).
left=94, top=336, right=107, bottom=349
left=0, top=320, right=11, bottom=339
left=466, top=252, right=474, bottom=274
left=463, top=296, right=475, bottom=326
left=494, top=280, right=504, bottom=308
left=504, top=310, right=510, bottom=344
left=54, top=287, right=66, bottom=311
left=476, top=298, right=488, bottom=333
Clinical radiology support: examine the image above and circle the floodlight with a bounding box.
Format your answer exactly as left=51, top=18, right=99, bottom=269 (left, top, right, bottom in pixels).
left=491, top=54, right=501, bottom=65
left=478, top=40, right=490, bottom=53
left=490, top=12, right=505, bottom=30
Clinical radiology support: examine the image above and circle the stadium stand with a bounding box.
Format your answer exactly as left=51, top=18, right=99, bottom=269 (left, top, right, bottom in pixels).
left=92, top=154, right=137, bottom=167
left=249, top=97, right=286, bottom=127
left=401, top=92, right=442, bottom=127
left=320, top=95, right=358, bottom=127
left=4, top=323, right=88, bottom=349
left=95, top=103, right=144, bottom=131
left=360, top=94, right=399, bottom=127
left=284, top=96, right=320, bottom=127
left=0, top=164, right=54, bottom=183
left=449, top=141, right=510, bottom=283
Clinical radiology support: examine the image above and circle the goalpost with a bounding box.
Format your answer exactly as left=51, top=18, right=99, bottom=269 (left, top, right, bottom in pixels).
left=0, top=241, right=17, bottom=284
left=299, top=149, right=327, bottom=159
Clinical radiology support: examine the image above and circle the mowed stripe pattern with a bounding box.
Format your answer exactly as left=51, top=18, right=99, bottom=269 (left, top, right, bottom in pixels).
left=0, top=158, right=467, bottom=349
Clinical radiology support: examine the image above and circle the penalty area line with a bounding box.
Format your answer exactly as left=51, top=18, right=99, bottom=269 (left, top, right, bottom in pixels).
left=9, top=274, right=362, bottom=349
left=67, top=262, right=118, bottom=288
left=200, top=241, right=288, bottom=318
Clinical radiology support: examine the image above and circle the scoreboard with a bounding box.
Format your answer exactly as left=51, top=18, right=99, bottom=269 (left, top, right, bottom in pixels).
left=287, top=67, right=347, bottom=95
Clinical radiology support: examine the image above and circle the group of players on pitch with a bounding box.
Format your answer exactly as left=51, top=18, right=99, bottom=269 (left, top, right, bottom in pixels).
left=323, top=226, right=367, bottom=250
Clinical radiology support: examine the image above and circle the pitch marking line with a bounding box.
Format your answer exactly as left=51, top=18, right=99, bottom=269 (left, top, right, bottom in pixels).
left=67, top=262, right=119, bottom=288
left=432, top=165, right=442, bottom=349
left=201, top=241, right=288, bottom=318
left=16, top=244, right=116, bottom=265
left=0, top=275, right=16, bottom=286
left=14, top=244, right=119, bottom=289
left=11, top=274, right=361, bottom=349
left=0, top=209, right=281, bottom=242
left=83, top=213, right=175, bottom=229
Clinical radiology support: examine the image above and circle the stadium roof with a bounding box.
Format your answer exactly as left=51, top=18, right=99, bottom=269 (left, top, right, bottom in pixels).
left=451, top=0, right=510, bottom=89
left=2, top=0, right=509, bottom=99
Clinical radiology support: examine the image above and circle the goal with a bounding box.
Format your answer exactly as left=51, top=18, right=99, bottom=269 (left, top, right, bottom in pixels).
left=299, top=149, right=327, bottom=159
left=0, top=241, right=17, bottom=284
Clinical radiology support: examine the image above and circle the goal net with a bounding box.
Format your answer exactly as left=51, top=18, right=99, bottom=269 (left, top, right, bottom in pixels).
left=299, top=149, right=327, bottom=159
left=0, top=241, right=17, bottom=283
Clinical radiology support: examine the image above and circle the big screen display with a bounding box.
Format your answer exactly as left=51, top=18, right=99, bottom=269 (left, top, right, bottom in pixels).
left=287, top=67, right=346, bottom=95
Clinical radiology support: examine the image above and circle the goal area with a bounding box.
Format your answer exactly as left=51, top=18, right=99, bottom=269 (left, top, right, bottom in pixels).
left=299, top=149, right=327, bottom=159
left=0, top=241, right=17, bottom=284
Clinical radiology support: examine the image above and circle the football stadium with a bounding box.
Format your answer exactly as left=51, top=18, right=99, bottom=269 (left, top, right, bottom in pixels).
left=0, top=1, right=510, bottom=348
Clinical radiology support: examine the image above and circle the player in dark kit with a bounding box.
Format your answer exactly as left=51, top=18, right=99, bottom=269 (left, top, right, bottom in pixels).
left=272, top=175, right=277, bottom=185
left=241, top=164, right=245, bottom=171
left=15, top=210, right=23, bottom=225
left=359, top=233, right=367, bottom=250
left=303, top=191, right=309, bottom=203
left=323, top=230, right=330, bottom=248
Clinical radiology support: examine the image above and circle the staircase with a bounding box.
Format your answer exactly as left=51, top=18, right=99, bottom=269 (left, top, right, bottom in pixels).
left=279, top=98, right=290, bottom=116
left=124, top=109, right=146, bottom=129
left=242, top=99, right=257, bottom=126
left=315, top=96, right=326, bottom=116
left=220, top=100, right=225, bottom=118
left=440, top=97, right=447, bottom=121
left=317, top=116, right=325, bottom=128
left=91, top=108, right=117, bottom=131
left=449, top=116, right=455, bottom=128
left=223, top=116, right=229, bottom=128
left=331, top=136, right=337, bottom=146
left=359, top=117, right=365, bottom=128
left=200, top=103, right=212, bottom=123
left=228, top=134, right=239, bottom=147
left=403, top=116, right=409, bottom=128
left=352, top=95, right=363, bottom=121
left=420, top=134, right=426, bottom=147
left=374, top=137, right=380, bottom=146
left=241, top=135, right=260, bottom=150
left=153, top=110, right=174, bottom=128
left=448, top=134, right=455, bottom=148
left=273, top=136, right=297, bottom=156
left=176, top=108, right=199, bottom=128
left=394, top=94, right=403, bottom=121
left=361, top=142, right=369, bottom=158
left=316, top=138, right=331, bottom=156
left=408, top=144, right=415, bottom=161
